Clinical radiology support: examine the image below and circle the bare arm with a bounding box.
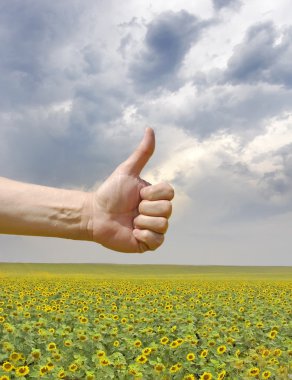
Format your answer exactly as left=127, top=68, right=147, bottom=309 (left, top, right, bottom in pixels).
left=0, top=128, right=174, bottom=253
left=0, top=176, right=91, bottom=241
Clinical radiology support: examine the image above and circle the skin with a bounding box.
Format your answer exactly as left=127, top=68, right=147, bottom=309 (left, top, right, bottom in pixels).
left=0, top=128, right=174, bottom=253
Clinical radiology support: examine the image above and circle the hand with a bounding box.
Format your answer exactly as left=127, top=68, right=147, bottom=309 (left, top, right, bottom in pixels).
left=88, top=128, right=174, bottom=253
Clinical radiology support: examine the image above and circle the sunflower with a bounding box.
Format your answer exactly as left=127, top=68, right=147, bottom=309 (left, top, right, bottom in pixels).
left=142, top=347, right=152, bottom=356
left=15, top=366, right=30, bottom=377
left=47, top=342, right=57, bottom=351
left=68, top=363, right=78, bottom=372
left=53, top=353, right=62, bottom=361
left=92, top=334, right=101, bottom=341
left=248, top=367, right=260, bottom=377
left=200, top=349, right=208, bottom=358
left=31, top=349, right=41, bottom=360
left=100, top=358, right=110, bottom=366
left=128, top=366, right=139, bottom=375
left=57, top=369, right=66, bottom=379
left=96, top=350, right=106, bottom=358
left=160, top=336, right=169, bottom=345
left=273, top=348, right=282, bottom=356
left=47, top=361, right=54, bottom=371
left=200, top=372, right=212, bottom=380
left=154, top=363, right=165, bottom=373
left=78, top=334, right=87, bottom=341
left=267, top=358, right=279, bottom=366
left=2, top=362, right=13, bottom=372
left=136, top=355, right=147, bottom=364
left=169, top=364, right=181, bottom=373
left=226, top=337, right=235, bottom=344
left=268, top=330, right=277, bottom=339
left=261, top=349, right=270, bottom=358
left=217, top=370, right=226, bottom=380
left=261, top=371, right=271, bottom=379
left=217, top=345, right=227, bottom=355
left=184, top=375, right=196, bottom=380
left=9, top=352, right=21, bottom=362
left=169, top=340, right=179, bottom=349
left=39, top=366, right=49, bottom=377
left=186, top=353, right=196, bottom=361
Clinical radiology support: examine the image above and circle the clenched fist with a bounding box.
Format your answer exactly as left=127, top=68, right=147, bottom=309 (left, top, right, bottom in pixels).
left=88, top=128, right=174, bottom=253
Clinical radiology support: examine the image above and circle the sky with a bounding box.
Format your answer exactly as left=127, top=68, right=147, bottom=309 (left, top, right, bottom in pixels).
left=0, top=0, right=292, bottom=265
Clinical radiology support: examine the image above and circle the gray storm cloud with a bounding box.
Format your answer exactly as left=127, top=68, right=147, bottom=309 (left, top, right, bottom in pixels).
left=212, top=0, right=241, bottom=11
left=225, top=21, right=292, bottom=87
left=130, top=10, right=206, bottom=92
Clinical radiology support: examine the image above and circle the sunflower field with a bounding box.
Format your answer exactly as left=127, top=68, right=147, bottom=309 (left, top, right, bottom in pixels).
left=0, top=264, right=291, bottom=380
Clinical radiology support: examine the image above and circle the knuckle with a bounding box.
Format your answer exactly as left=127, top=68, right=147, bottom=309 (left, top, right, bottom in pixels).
left=167, top=185, right=175, bottom=200
left=141, top=186, right=153, bottom=200
left=138, top=200, right=147, bottom=213
left=159, top=182, right=174, bottom=199
left=163, top=200, right=172, bottom=217
left=138, top=241, right=149, bottom=254
left=148, top=189, right=155, bottom=201
left=133, top=215, right=141, bottom=228
left=158, top=217, right=168, bottom=232
left=155, top=233, right=165, bottom=248
left=145, top=230, right=164, bottom=251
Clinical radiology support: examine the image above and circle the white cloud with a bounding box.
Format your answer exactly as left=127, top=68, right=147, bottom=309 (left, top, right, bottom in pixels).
left=243, top=113, right=292, bottom=173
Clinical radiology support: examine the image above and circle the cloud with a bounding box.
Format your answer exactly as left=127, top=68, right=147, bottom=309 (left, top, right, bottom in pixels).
left=225, top=21, right=292, bottom=87
left=0, top=1, right=87, bottom=111
left=212, top=0, right=241, bottom=11
left=129, top=10, right=205, bottom=92
left=142, top=113, right=292, bottom=229
left=0, top=99, right=140, bottom=188
left=0, top=0, right=138, bottom=188
left=137, top=81, right=292, bottom=138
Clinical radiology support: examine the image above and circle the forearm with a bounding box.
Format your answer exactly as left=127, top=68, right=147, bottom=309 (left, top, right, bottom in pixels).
left=0, top=177, right=92, bottom=241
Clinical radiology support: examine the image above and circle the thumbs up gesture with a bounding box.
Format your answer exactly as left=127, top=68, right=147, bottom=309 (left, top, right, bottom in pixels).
left=90, top=128, right=174, bottom=253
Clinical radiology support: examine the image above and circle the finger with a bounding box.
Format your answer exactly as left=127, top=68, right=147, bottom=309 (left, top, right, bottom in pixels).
left=139, top=200, right=172, bottom=218
left=134, top=215, right=168, bottom=234
left=133, top=228, right=164, bottom=252
left=140, top=182, right=174, bottom=201
left=120, top=128, right=155, bottom=176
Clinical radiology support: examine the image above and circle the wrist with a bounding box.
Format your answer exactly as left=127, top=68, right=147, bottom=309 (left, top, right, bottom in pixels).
left=81, top=191, right=94, bottom=242
left=86, top=191, right=115, bottom=247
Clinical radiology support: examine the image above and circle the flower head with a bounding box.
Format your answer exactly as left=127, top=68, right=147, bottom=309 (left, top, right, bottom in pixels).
left=15, top=366, right=30, bottom=377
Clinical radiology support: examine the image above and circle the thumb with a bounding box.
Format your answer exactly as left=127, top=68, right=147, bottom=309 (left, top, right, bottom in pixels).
left=121, top=127, right=155, bottom=176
